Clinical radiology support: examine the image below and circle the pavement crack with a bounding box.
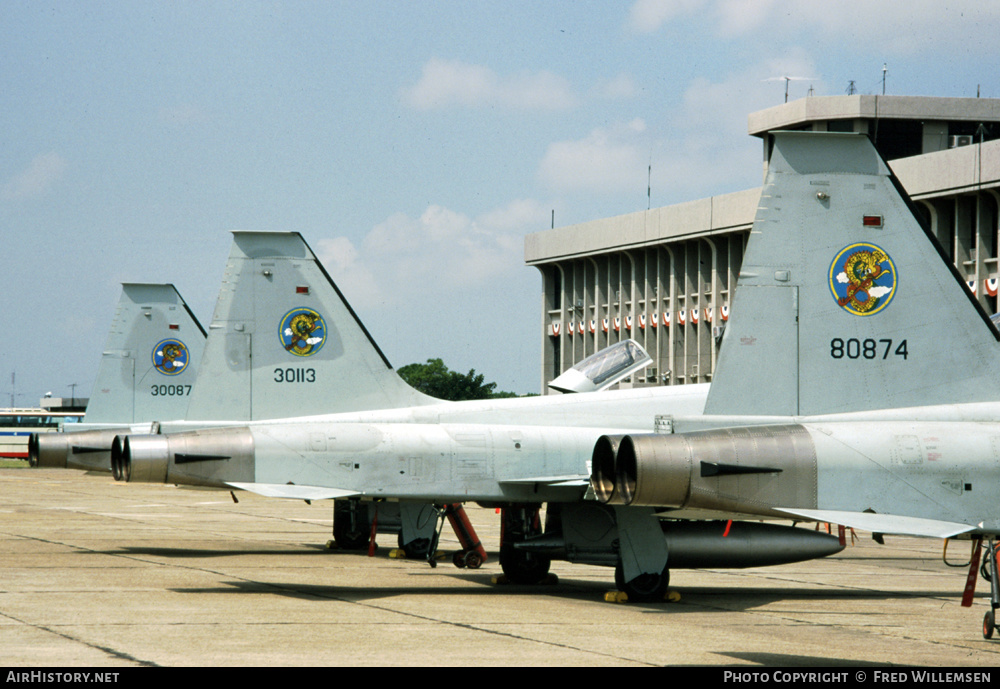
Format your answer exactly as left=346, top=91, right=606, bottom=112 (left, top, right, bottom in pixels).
left=0, top=609, right=159, bottom=667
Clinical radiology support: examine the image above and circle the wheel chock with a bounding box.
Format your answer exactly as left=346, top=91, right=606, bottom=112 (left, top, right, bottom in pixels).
left=491, top=573, right=559, bottom=586
left=605, top=589, right=681, bottom=604
left=389, top=548, right=407, bottom=559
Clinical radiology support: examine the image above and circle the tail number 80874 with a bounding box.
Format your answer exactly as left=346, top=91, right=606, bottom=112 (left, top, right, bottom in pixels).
left=830, top=338, right=908, bottom=360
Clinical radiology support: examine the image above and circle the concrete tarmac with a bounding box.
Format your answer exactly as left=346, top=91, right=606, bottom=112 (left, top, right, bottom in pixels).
left=2, top=467, right=1000, bottom=667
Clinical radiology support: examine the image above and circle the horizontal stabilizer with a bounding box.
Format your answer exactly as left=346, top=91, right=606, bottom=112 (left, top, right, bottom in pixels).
left=775, top=507, right=975, bottom=539
left=227, top=482, right=361, bottom=501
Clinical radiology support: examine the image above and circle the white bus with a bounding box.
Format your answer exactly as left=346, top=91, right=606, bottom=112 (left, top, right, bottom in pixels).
left=0, top=409, right=84, bottom=459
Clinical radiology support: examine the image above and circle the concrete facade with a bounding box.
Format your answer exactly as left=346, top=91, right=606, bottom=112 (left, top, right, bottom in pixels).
left=525, top=95, right=1000, bottom=393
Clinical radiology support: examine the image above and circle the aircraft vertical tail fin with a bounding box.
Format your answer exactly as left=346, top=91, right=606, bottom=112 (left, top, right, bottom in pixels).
left=85, top=283, right=206, bottom=424
left=184, top=231, right=435, bottom=422
left=705, top=131, right=1000, bottom=417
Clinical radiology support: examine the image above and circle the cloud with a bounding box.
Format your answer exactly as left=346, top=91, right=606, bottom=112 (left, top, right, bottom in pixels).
left=592, top=73, right=637, bottom=100
left=3, top=152, right=67, bottom=200
left=317, top=199, right=549, bottom=311
left=402, top=58, right=577, bottom=111
left=314, top=236, right=384, bottom=305
left=626, top=0, right=1000, bottom=54
left=677, top=51, right=822, bottom=129
left=625, top=0, right=709, bottom=33
left=535, top=52, right=827, bottom=203
left=537, top=119, right=649, bottom=195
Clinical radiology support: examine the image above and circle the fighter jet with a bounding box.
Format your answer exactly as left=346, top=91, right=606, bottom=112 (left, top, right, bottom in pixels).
left=590, top=132, right=1000, bottom=626
left=106, top=230, right=741, bottom=595
left=111, top=132, right=951, bottom=600
left=107, top=130, right=1000, bottom=609
left=30, top=283, right=206, bottom=472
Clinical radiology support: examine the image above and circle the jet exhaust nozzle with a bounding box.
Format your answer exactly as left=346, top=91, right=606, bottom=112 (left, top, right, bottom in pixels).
left=590, top=432, right=692, bottom=508
left=590, top=435, right=625, bottom=504
left=112, top=434, right=169, bottom=483
left=112, top=428, right=255, bottom=487
left=590, top=424, right=817, bottom=511
left=28, top=432, right=67, bottom=468
left=30, top=428, right=123, bottom=472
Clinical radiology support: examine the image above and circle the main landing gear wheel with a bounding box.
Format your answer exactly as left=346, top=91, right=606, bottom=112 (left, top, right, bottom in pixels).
left=398, top=534, right=432, bottom=560
left=333, top=501, right=371, bottom=550
left=500, top=544, right=551, bottom=584
left=615, top=562, right=670, bottom=603
left=498, top=505, right=551, bottom=584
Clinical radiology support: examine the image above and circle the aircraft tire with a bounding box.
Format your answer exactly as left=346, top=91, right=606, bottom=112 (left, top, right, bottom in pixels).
left=500, top=544, right=551, bottom=584
left=984, top=610, right=995, bottom=640
left=333, top=502, right=371, bottom=550
left=398, top=535, right=432, bottom=560
left=615, top=561, right=669, bottom=603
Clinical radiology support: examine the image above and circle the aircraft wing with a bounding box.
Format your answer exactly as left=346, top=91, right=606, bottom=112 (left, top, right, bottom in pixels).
left=227, top=482, right=361, bottom=501
left=774, top=507, right=976, bottom=539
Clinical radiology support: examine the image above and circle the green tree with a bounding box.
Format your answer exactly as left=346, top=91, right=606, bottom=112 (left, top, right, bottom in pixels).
left=397, top=358, right=519, bottom=401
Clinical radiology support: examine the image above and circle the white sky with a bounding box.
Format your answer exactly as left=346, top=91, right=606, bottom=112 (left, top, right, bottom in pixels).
left=2, top=0, right=999, bottom=401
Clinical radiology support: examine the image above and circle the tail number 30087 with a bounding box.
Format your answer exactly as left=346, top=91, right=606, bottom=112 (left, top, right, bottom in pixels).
left=150, top=384, right=192, bottom=396
left=274, top=367, right=316, bottom=383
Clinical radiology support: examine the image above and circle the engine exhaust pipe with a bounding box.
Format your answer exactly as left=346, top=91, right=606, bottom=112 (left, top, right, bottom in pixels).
left=112, top=428, right=255, bottom=487
left=590, top=435, right=625, bottom=504
left=30, top=428, right=124, bottom=472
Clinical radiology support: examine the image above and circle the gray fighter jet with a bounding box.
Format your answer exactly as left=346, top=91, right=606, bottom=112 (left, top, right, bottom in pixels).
left=107, top=131, right=999, bottom=612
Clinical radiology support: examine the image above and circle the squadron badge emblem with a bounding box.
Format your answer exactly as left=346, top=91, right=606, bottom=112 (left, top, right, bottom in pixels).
left=829, top=243, right=897, bottom=316
left=279, top=307, right=327, bottom=357
left=152, top=338, right=190, bottom=375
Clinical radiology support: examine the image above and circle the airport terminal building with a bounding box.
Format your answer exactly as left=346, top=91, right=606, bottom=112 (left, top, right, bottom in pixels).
left=525, top=95, right=1000, bottom=393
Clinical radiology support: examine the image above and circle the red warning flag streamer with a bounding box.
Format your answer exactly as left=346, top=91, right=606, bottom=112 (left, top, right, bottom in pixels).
left=367, top=506, right=379, bottom=557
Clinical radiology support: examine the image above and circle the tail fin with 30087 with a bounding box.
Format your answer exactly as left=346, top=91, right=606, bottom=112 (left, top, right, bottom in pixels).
left=102, top=132, right=1000, bottom=623
left=29, top=283, right=206, bottom=472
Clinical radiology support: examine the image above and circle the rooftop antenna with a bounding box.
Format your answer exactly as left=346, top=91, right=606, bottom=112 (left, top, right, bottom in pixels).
left=882, top=63, right=887, bottom=95
left=846, top=80, right=857, bottom=95
left=763, top=76, right=815, bottom=103
left=647, top=157, right=652, bottom=210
